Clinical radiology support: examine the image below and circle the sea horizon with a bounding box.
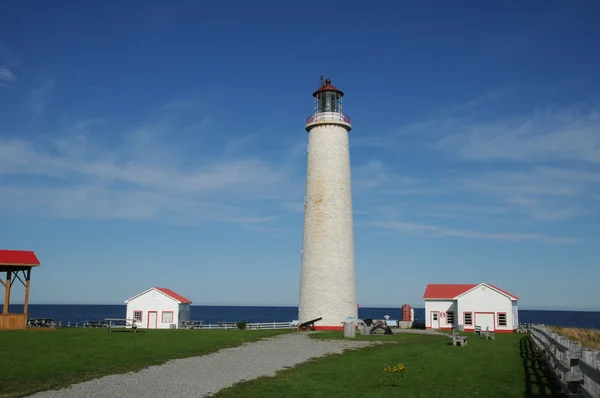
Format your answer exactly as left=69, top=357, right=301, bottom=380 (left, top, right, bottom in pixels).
left=15, top=303, right=600, bottom=313
left=6, top=304, right=599, bottom=329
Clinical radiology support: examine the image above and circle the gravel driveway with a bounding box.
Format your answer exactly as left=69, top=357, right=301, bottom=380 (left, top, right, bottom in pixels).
left=29, top=332, right=378, bottom=398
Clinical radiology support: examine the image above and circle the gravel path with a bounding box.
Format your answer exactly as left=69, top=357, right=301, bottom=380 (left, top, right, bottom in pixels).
left=30, top=332, right=379, bottom=398
left=392, top=328, right=449, bottom=337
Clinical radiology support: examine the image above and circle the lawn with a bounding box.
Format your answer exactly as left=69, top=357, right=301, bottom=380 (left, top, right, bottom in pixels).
left=0, top=328, right=292, bottom=398
left=214, top=331, right=565, bottom=398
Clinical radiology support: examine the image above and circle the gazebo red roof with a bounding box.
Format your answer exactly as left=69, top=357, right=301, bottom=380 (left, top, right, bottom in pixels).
left=0, top=250, right=40, bottom=266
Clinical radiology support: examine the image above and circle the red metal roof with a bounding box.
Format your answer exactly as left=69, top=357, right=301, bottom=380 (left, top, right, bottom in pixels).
left=487, top=284, right=521, bottom=300
left=0, top=250, right=40, bottom=266
left=313, top=78, right=344, bottom=96
left=423, top=283, right=519, bottom=300
left=155, top=287, right=192, bottom=304
left=423, top=284, right=476, bottom=299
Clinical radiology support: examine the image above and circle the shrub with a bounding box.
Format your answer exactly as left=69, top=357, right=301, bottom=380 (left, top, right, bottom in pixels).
left=236, top=321, right=247, bottom=330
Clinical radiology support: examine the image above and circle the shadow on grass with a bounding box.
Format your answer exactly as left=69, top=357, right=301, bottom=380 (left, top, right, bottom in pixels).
left=520, top=335, right=565, bottom=397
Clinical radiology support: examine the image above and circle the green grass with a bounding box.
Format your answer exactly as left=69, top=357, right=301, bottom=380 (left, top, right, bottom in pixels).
left=214, top=332, right=565, bottom=398
left=0, top=328, right=292, bottom=398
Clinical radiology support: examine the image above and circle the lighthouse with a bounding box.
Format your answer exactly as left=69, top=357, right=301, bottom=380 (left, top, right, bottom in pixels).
left=298, top=77, right=357, bottom=330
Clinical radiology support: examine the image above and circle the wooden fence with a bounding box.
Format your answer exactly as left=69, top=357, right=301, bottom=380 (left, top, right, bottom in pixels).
left=530, top=324, right=600, bottom=397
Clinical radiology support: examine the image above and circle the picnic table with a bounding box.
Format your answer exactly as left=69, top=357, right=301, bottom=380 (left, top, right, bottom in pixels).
left=104, top=318, right=138, bottom=332
left=83, top=320, right=106, bottom=328
left=27, top=318, right=56, bottom=328
left=181, top=320, right=204, bottom=329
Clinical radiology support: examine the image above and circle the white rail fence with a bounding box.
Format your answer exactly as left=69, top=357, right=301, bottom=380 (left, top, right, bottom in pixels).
left=201, top=321, right=296, bottom=330
left=38, top=320, right=297, bottom=330
left=530, top=324, right=600, bottom=397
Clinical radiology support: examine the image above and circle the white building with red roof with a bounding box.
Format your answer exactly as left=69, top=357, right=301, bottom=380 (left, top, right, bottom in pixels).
left=422, top=283, right=520, bottom=333
left=124, top=287, right=192, bottom=329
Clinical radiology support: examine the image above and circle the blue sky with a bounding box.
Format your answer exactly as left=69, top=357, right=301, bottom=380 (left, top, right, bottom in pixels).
left=1, top=1, right=599, bottom=311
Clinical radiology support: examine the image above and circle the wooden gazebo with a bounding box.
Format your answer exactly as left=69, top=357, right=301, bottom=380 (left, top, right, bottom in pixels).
left=0, top=249, right=41, bottom=330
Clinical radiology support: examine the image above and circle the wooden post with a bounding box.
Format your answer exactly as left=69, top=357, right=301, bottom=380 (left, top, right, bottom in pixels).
left=3, top=271, right=11, bottom=314
left=23, top=269, right=31, bottom=314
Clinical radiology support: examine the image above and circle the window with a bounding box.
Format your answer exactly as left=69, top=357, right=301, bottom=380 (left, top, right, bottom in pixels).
left=162, top=311, right=173, bottom=324
left=447, top=311, right=455, bottom=325
left=432, top=312, right=438, bottom=321
left=133, top=311, right=142, bottom=322
left=464, top=312, right=472, bottom=325
left=498, top=313, right=507, bottom=327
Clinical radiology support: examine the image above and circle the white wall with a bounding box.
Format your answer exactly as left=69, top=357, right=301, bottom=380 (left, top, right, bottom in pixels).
left=457, top=285, right=517, bottom=332
left=424, top=300, right=456, bottom=329
left=126, top=289, right=181, bottom=329
left=298, top=123, right=357, bottom=328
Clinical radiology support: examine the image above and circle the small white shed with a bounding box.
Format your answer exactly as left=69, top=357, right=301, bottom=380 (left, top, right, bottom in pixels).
left=423, top=282, right=520, bottom=333
left=124, top=286, right=192, bottom=329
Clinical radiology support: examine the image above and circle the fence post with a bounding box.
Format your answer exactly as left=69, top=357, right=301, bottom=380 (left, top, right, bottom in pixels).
left=581, top=350, right=596, bottom=397
left=594, top=350, right=600, bottom=398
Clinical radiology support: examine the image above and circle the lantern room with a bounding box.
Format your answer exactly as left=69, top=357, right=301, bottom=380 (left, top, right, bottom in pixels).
left=306, top=76, right=351, bottom=132
left=313, top=77, right=344, bottom=114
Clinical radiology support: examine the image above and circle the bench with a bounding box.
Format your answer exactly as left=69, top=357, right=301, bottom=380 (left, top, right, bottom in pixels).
left=104, top=318, right=138, bottom=332
left=299, top=317, right=322, bottom=331
left=452, top=330, right=468, bottom=346
left=484, top=327, right=496, bottom=340
left=474, top=326, right=482, bottom=335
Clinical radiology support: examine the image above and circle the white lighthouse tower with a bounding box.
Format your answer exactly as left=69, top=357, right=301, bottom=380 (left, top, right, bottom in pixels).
left=298, top=77, right=357, bottom=330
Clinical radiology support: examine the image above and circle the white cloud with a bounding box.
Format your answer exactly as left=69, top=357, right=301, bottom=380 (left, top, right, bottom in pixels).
left=160, top=99, right=198, bottom=111
left=435, top=105, right=600, bottom=164
left=0, top=108, right=306, bottom=224
left=349, top=96, right=599, bottom=241
left=30, top=78, right=55, bottom=116
left=366, top=220, right=578, bottom=244
left=0, top=68, right=16, bottom=82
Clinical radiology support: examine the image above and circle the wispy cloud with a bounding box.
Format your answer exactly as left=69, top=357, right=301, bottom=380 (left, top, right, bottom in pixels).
left=0, top=42, right=20, bottom=68
left=0, top=97, right=309, bottom=225
left=366, top=220, right=578, bottom=244
left=30, top=78, right=55, bottom=116
left=350, top=92, right=598, bottom=242
left=160, top=99, right=198, bottom=111
left=436, top=105, right=600, bottom=164
left=0, top=68, right=16, bottom=83
left=0, top=131, right=298, bottom=223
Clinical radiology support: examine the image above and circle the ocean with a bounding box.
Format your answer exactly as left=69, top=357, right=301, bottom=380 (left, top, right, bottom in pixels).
left=8, top=304, right=600, bottom=329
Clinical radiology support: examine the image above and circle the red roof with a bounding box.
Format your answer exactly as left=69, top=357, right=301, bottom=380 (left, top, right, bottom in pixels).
left=487, top=284, right=520, bottom=300
left=155, top=287, right=192, bottom=304
left=313, top=78, right=344, bottom=97
left=0, top=250, right=40, bottom=266
left=423, top=283, right=519, bottom=300
left=423, top=284, right=476, bottom=299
